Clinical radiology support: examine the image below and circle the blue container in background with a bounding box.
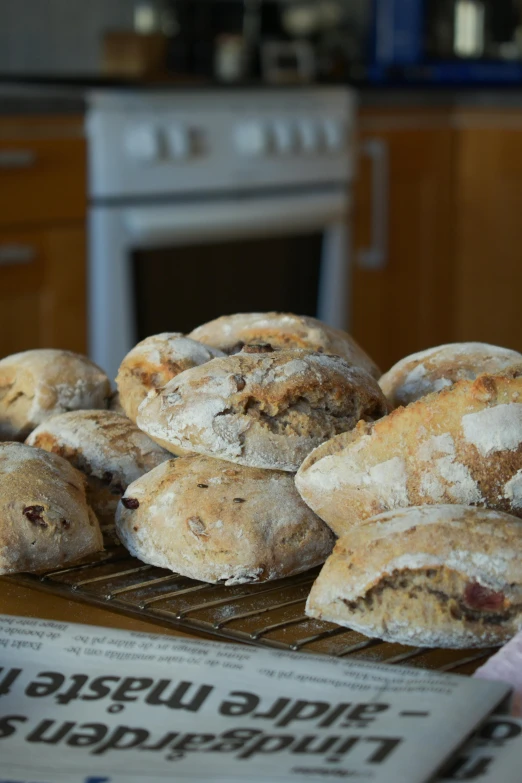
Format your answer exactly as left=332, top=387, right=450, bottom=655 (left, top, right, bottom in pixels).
left=368, top=0, right=522, bottom=84
left=371, top=0, right=424, bottom=66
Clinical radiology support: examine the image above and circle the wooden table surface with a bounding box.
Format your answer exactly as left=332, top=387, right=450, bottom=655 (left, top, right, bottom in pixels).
left=0, top=577, right=202, bottom=639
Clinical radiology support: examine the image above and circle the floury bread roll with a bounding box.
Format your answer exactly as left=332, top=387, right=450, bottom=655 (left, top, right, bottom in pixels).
left=137, top=351, right=389, bottom=472
left=115, top=455, right=335, bottom=585
left=116, top=333, right=225, bottom=424
left=188, top=312, right=381, bottom=379
left=295, top=370, right=522, bottom=536
left=380, top=342, right=522, bottom=408
left=0, top=349, right=111, bottom=442
left=26, top=410, right=170, bottom=542
left=306, top=505, right=522, bottom=649
left=0, top=442, right=103, bottom=574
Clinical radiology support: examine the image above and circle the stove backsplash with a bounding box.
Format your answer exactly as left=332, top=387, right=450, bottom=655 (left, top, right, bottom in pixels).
left=0, top=0, right=134, bottom=76
left=0, top=0, right=369, bottom=80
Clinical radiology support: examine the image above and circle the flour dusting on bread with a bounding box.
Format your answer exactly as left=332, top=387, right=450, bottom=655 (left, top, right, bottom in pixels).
left=462, top=404, right=522, bottom=456
left=504, top=470, right=522, bottom=509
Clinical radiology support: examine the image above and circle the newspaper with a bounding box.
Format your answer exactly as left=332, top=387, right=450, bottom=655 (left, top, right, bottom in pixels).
left=438, top=715, right=522, bottom=782
left=0, top=614, right=511, bottom=783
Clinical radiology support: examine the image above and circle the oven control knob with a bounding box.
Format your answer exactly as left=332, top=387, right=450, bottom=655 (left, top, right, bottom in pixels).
left=234, top=122, right=268, bottom=157
left=124, top=125, right=160, bottom=162
left=297, top=120, right=321, bottom=154
left=167, top=126, right=191, bottom=159
left=323, top=119, right=346, bottom=152
left=272, top=121, right=297, bottom=155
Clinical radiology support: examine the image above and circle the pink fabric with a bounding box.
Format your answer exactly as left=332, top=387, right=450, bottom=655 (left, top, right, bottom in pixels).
left=474, top=632, right=522, bottom=716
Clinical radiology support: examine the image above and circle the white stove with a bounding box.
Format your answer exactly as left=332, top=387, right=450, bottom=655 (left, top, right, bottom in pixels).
left=86, top=87, right=356, bottom=379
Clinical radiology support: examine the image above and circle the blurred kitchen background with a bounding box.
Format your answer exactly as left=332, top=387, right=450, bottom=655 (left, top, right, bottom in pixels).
left=1, top=0, right=522, bottom=378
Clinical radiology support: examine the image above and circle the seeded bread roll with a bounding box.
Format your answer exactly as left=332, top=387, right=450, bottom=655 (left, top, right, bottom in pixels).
left=26, top=410, right=170, bottom=543
left=188, top=312, right=380, bottom=379
left=116, top=333, right=226, bottom=424
left=116, top=454, right=335, bottom=585
left=295, top=371, right=522, bottom=536
left=0, top=441, right=103, bottom=574
left=0, top=349, right=111, bottom=442
left=380, top=342, right=522, bottom=408
left=306, top=505, right=522, bottom=649
left=137, top=351, right=389, bottom=472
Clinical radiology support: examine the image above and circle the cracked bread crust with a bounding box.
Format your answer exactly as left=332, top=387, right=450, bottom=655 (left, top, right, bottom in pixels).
left=0, top=349, right=111, bottom=442
left=0, top=441, right=103, bottom=574
left=116, top=333, right=225, bottom=426
left=26, top=410, right=170, bottom=542
left=136, top=351, right=389, bottom=472
left=306, top=505, right=522, bottom=648
left=188, top=312, right=381, bottom=380
left=115, top=454, right=335, bottom=585
left=296, top=370, right=522, bottom=535
left=380, top=342, right=522, bottom=408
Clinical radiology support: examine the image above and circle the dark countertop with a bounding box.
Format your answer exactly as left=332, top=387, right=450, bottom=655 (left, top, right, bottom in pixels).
left=0, top=84, right=86, bottom=115
left=4, top=78, right=522, bottom=115
left=359, top=86, right=522, bottom=109
left=0, top=76, right=347, bottom=116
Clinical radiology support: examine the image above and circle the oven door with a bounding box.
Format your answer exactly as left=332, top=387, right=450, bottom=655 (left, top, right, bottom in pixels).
left=89, top=188, right=350, bottom=379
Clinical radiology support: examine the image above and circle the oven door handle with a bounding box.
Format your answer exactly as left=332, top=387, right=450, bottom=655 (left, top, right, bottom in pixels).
left=357, top=138, right=389, bottom=270
left=124, top=192, right=347, bottom=246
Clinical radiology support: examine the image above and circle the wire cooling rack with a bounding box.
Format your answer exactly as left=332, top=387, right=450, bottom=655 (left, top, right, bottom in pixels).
left=9, top=547, right=496, bottom=675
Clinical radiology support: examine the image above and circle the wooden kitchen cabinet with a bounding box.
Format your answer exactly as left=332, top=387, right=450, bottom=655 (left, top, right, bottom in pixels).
left=351, top=105, right=522, bottom=374
left=0, top=115, right=87, bottom=358
left=0, top=223, right=87, bottom=357
left=0, top=118, right=86, bottom=227
left=453, top=113, right=522, bottom=354
left=351, top=109, right=455, bottom=374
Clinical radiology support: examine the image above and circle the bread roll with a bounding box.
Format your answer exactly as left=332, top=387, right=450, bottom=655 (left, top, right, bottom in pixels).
left=116, top=333, right=225, bottom=424
left=295, top=371, right=522, bottom=536
left=380, top=342, right=522, bottom=408
left=188, top=312, right=380, bottom=379
left=306, top=505, right=522, bottom=649
left=0, top=441, right=103, bottom=574
left=137, top=351, right=389, bottom=472
left=116, top=455, right=334, bottom=585
left=26, top=410, right=170, bottom=542
left=0, top=349, right=111, bottom=442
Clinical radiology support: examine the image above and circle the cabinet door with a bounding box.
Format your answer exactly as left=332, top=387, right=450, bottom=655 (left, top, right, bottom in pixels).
left=0, top=224, right=87, bottom=358
left=0, top=116, right=86, bottom=227
left=351, top=111, right=454, bottom=374
left=453, top=114, right=522, bottom=352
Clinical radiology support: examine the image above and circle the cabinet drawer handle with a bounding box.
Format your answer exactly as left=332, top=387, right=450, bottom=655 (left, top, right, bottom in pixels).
left=358, top=138, right=389, bottom=270
left=0, top=245, right=36, bottom=265
left=0, top=149, right=37, bottom=169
